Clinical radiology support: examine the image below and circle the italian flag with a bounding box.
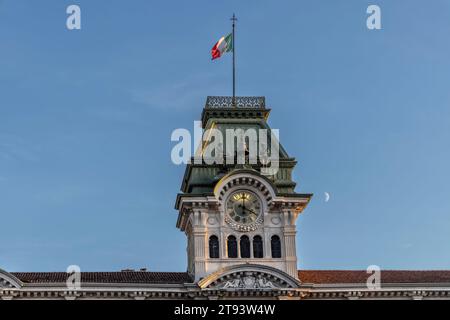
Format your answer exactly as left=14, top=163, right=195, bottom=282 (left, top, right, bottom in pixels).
left=211, top=33, right=233, bottom=60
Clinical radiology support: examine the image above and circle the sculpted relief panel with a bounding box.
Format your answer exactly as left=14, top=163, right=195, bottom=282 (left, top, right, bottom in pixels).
left=207, top=271, right=293, bottom=290
left=222, top=275, right=275, bottom=289
left=0, top=279, right=13, bottom=288
left=0, top=277, right=18, bottom=289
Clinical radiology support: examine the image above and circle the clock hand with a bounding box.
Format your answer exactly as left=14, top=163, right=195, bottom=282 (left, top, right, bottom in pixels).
left=243, top=207, right=257, bottom=215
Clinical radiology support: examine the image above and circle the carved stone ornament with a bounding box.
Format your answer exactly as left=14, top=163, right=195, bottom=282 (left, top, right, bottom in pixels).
left=202, top=268, right=299, bottom=291
left=0, top=278, right=14, bottom=289
left=224, top=215, right=264, bottom=232
left=222, top=275, right=276, bottom=289
left=0, top=270, right=22, bottom=289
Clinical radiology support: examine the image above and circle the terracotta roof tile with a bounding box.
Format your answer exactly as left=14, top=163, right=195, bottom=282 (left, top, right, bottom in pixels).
left=298, top=270, right=450, bottom=284
left=12, top=272, right=192, bottom=284
left=11, top=270, right=450, bottom=285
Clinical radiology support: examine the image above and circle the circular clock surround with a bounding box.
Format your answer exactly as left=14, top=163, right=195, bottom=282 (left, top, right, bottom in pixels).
left=224, top=189, right=264, bottom=232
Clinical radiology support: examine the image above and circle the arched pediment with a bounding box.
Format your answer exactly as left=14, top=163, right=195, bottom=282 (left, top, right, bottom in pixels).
left=214, top=170, right=276, bottom=205
left=198, top=264, right=300, bottom=290
left=0, top=269, right=23, bottom=289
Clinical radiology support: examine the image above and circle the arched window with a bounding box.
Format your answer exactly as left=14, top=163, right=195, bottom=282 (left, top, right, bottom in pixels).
left=209, top=235, right=219, bottom=258
left=227, top=235, right=238, bottom=258
left=240, top=235, right=251, bottom=258
left=253, top=235, right=264, bottom=258
left=271, top=235, right=282, bottom=258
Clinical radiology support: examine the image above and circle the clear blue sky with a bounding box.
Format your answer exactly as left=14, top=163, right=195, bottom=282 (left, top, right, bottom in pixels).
left=1, top=0, right=450, bottom=272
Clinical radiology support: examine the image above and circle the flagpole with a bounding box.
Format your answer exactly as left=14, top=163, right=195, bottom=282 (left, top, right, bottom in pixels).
left=231, top=14, right=237, bottom=107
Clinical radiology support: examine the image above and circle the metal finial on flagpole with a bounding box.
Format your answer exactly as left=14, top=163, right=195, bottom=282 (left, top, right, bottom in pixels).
left=231, top=13, right=237, bottom=107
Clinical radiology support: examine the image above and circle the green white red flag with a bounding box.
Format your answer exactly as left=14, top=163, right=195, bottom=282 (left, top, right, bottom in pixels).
left=211, top=33, right=233, bottom=60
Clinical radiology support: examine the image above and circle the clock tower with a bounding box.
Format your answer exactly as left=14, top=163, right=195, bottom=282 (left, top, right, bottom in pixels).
left=175, top=96, right=312, bottom=283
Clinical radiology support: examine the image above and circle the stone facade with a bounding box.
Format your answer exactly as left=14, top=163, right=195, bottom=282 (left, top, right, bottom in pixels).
left=175, top=96, right=311, bottom=282
left=1, top=96, right=449, bottom=300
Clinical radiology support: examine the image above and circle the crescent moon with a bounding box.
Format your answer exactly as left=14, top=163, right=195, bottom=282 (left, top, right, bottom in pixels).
left=324, top=192, right=330, bottom=202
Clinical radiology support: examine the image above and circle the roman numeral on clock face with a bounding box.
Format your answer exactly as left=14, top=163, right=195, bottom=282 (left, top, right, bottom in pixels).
left=225, top=190, right=262, bottom=227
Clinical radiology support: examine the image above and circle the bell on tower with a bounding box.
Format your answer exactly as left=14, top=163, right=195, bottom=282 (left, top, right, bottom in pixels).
left=175, top=96, right=312, bottom=285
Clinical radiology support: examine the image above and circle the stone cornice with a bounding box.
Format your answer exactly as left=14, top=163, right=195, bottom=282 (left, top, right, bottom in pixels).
left=2, top=284, right=450, bottom=300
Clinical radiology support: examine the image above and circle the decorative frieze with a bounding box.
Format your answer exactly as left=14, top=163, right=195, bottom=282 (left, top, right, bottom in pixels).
left=221, top=274, right=276, bottom=289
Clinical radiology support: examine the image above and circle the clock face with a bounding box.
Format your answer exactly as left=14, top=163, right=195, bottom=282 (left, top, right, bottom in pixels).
left=226, top=190, right=262, bottom=226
